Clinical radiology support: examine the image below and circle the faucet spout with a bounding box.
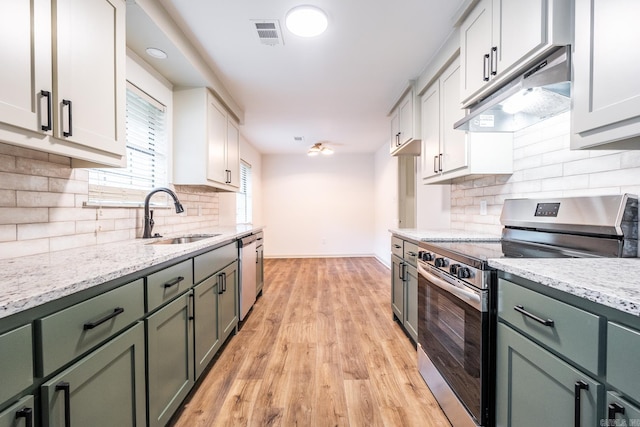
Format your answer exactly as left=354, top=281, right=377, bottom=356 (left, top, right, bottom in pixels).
left=143, top=187, right=184, bottom=238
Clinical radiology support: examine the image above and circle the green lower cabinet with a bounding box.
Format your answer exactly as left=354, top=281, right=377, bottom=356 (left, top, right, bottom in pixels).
left=0, top=324, right=33, bottom=405
left=193, top=275, right=220, bottom=380
left=0, top=395, right=34, bottom=427
left=606, top=391, right=640, bottom=426
left=496, top=322, right=603, bottom=427
left=404, top=264, right=418, bottom=341
left=218, top=261, right=238, bottom=342
left=40, top=323, right=146, bottom=427
left=391, top=255, right=404, bottom=320
left=146, top=293, right=194, bottom=427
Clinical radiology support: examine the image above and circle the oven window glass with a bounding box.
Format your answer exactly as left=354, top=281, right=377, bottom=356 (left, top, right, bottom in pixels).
left=419, top=275, right=482, bottom=421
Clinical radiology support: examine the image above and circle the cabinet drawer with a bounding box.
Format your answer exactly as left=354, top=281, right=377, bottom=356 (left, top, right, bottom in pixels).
left=607, top=322, right=640, bottom=399
left=0, top=325, right=33, bottom=404
left=498, top=278, right=602, bottom=375
left=147, top=260, right=193, bottom=312
left=194, top=242, right=237, bottom=284
left=403, top=241, right=419, bottom=267
left=37, top=279, right=144, bottom=377
left=391, top=236, right=404, bottom=258
left=0, top=395, right=34, bottom=427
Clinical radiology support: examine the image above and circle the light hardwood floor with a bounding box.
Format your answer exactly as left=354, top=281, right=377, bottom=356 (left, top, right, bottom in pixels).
left=172, top=257, right=451, bottom=427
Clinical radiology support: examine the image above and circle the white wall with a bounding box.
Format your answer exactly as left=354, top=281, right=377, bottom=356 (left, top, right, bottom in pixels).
left=262, top=153, right=375, bottom=258
left=373, top=143, right=398, bottom=267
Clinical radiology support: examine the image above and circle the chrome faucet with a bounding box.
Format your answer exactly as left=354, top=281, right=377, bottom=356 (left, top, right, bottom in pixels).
left=143, top=187, right=185, bottom=238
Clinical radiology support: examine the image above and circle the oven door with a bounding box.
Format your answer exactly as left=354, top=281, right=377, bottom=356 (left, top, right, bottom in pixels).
left=417, top=262, right=490, bottom=426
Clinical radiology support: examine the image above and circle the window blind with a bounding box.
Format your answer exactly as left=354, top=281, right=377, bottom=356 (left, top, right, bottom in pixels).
left=236, top=161, right=253, bottom=224
left=88, top=83, right=168, bottom=206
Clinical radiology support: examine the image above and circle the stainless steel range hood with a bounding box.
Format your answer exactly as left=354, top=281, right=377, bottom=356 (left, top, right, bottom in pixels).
left=454, top=46, right=571, bottom=132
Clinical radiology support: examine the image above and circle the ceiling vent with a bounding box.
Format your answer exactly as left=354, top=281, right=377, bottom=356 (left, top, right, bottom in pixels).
left=251, top=20, right=284, bottom=46
left=293, top=136, right=305, bottom=143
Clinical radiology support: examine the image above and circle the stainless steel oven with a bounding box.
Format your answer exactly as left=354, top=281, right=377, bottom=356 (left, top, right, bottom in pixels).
left=416, top=194, right=637, bottom=427
left=417, top=245, right=496, bottom=427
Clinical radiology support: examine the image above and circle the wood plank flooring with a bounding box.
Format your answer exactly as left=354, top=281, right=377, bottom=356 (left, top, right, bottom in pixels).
left=172, top=257, right=451, bottom=427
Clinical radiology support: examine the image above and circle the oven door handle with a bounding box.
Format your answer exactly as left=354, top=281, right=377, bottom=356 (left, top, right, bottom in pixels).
left=418, top=263, right=482, bottom=311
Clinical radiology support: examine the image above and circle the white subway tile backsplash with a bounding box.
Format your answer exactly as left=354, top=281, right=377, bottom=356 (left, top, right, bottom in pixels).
left=17, top=221, right=76, bottom=240
left=0, top=142, right=221, bottom=259
left=451, top=112, right=640, bottom=232
left=0, top=225, right=16, bottom=242
left=0, top=172, right=49, bottom=191
left=17, top=191, right=75, bottom=207
left=0, top=208, right=48, bottom=225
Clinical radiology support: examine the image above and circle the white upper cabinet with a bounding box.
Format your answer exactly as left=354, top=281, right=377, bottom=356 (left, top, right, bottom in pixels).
left=421, top=57, right=513, bottom=184
left=174, top=88, right=240, bottom=191
left=460, top=0, right=571, bottom=106
left=0, top=0, right=126, bottom=167
left=0, top=0, right=51, bottom=134
left=571, top=0, right=640, bottom=149
left=390, top=84, right=421, bottom=156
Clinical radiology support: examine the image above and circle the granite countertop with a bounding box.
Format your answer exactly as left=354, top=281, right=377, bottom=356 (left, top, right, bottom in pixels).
left=389, top=228, right=501, bottom=242
left=489, top=258, right=640, bottom=318
left=0, top=225, right=263, bottom=320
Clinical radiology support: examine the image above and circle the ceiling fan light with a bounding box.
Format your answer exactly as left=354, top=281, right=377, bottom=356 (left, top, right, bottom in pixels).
left=320, top=146, right=334, bottom=155
left=285, top=5, right=328, bottom=37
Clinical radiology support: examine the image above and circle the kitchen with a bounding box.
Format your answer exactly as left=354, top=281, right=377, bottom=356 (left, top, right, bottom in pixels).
left=1, top=0, right=640, bottom=426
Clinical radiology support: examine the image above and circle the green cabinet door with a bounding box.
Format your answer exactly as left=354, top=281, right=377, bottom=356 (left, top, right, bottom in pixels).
left=146, top=293, right=194, bottom=427
left=0, top=324, right=33, bottom=405
left=404, top=264, right=418, bottom=341
left=193, top=274, right=220, bottom=380
left=41, top=323, right=146, bottom=427
left=496, top=323, right=603, bottom=427
left=218, top=261, right=238, bottom=342
left=606, top=391, right=640, bottom=427
left=391, top=255, right=404, bottom=321
left=0, top=395, right=34, bottom=427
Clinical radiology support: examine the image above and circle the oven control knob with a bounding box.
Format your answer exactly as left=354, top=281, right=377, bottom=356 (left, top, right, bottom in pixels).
left=434, top=257, right=447, bottom=268
left=450, top=264, right=460, bottom=275
left=457, top=267, right=472, bottom=279
left=420, top=251, right=434, bottom=262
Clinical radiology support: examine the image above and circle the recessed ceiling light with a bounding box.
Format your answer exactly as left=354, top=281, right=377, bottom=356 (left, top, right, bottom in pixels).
left=285, top=5, right=328, bottom=38
left=145, top=47, right=168, bottom=59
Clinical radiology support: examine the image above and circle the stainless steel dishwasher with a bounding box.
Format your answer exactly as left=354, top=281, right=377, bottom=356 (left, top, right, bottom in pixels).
left=238, top=234, right=257, bottom=321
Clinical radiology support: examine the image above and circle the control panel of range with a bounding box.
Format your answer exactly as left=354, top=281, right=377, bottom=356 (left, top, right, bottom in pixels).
left=418, top=250, right=487, bottom=290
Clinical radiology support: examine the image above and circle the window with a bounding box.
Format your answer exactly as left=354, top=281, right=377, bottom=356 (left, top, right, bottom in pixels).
left=236, top=161, right=253, bottom=224
left=88, top=83, right=168, bottom=206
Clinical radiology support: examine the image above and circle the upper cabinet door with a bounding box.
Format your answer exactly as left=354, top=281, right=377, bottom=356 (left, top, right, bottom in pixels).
left=0, top=0, right=51, bottom=133
left=53, top=0, right=125, bottom=156
left=420, top=83, right=441, bottom=180
left=206, top=94, right=228, bottom=185
left=460, top=0, right=492, bottom=101
left=440, top=61, right=467, bottom=173
left=226, top=118, right=240, bottom=187
left=494, top=0, right=547, bottom=76
left=571, top=0, right=640, bottom=149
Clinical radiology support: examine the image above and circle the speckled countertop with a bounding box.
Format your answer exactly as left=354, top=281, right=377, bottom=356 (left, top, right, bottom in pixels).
left=489, top=258, right=640, bottom=317
left=389, top=228, right=501, bottom=242
left=0, top=225, right=262, bottom=320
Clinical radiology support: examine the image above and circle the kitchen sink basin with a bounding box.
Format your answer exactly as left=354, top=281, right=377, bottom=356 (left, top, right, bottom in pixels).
left=149, top=234, right=221, bottom=245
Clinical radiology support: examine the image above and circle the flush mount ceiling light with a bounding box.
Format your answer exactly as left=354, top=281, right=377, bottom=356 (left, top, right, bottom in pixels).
left=285, top=5, right=328, bottom=37
left=307, top=142, right=333, bottom=156
left=145, top=47, right=168, bottom=59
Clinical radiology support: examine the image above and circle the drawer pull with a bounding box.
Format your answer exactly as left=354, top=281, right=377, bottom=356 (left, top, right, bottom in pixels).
left=15, top=407, right=33, bottom=427
left=608, top=402, right=625, bottom=422
left=514, top=305, right=555, bottom=327
left=574, top=380, right=589, bottom=427
left=83, top=307, right=125, bottom=330
left=163, top=276, right=185, bottom=288
left=393, top=244, right=402, bottom=249
left=55, top=382, right=71, bottom=427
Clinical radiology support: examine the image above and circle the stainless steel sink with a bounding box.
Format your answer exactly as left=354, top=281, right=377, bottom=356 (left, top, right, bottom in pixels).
left=149, top=234, right=221, bottom=245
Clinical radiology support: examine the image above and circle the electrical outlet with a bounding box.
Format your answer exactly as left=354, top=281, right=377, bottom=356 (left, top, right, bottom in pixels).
left=480, top=200, right=487, bottom=215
